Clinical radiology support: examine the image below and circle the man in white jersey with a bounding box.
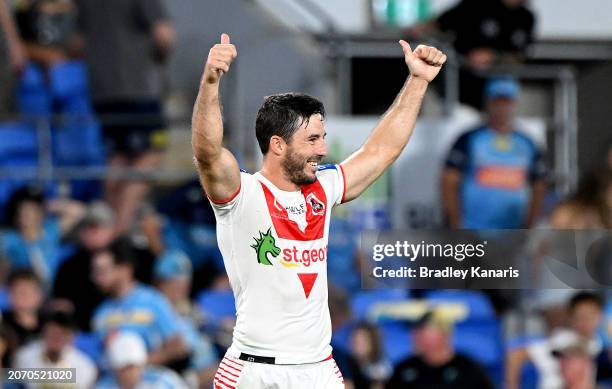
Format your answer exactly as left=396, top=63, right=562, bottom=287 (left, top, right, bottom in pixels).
left=192, top=33, right=446, bottom=389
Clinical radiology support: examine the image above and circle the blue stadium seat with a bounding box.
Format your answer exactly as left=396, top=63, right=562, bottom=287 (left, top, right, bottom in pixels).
left=331, top=322, right=355, bottom=353
left=379, top=321, right=413, bottom=365
left=49, top=61, right=89, bottom=102
left=17, top=64, right=52, bottom=117
left=350, top=289, right=410, bottom=321
left=453, top=320, right=504, bottom=383
left=507, top=336, right=545, bottom=389
left=196, top=289, right=236, bottom=329
left=73, top=332, right=103, bottom=366
left=0, top=122, right=38, bottom=163
left=0, top=122, right=40, bottom=217
left=425, top=290, right=496, bottom=320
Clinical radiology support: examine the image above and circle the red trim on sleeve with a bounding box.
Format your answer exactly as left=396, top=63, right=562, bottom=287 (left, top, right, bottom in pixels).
left=338, top=164, right=347, bottom=204
left=208, top=184, right=241, bottom=205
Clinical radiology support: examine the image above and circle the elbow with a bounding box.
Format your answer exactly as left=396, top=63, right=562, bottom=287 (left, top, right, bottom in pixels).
left=361, top=144, right=400, bottom=166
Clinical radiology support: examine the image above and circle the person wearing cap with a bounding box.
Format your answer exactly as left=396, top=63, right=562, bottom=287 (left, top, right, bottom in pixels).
left=14, top=307, right=98, bottom=389
left=553, top=341, right=598, bottom=389
left=96, top=331, right=188, bottom=389
left=91, top=237, right=188, bottom=370
left=52, top=201, right=116, bottom=331
left=154, top=250, right=219, bottom=388
left=1, top=186, right=85, bottom=287
left=386, top=310, right=494, bottom=389
left=441, top=77, right=547, bottom=229
left=506, top=292, right=604, bottom=389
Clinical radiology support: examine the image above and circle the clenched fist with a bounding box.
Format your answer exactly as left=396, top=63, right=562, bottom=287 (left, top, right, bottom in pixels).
left=399, top=41, right=447, bottom=83
left=204, top=33, right=238, bottom=84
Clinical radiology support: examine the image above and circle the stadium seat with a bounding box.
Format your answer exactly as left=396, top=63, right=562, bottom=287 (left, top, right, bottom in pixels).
left=48, top=61, right=89, bottom=102
left=379, top=321, right=413, bottom=365
left=453, top=320, right=504, bottom=382
left=17, top=63, right=52, bottom=117
left=425, top=289, right=496, bottom=320
left=331, top=322, right=355, bottom=353
left=0, top=122, right=38, bottom=163
left=350, top=289, right=410, bottom=321
left=73, top=332, right=104, bottom=366
left=196, top=289, right=236, bottom=329
left=507, top=336, right=546, bottom=389
left=0, top=122, right=40, bottom=217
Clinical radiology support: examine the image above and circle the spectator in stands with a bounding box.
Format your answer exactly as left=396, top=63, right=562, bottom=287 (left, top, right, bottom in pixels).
left=95, top=331, right=188, bottom=389
left=409, top=0, right=535, bottom=108
left=1, top=186, right=84, bottom=286
left=0, top=0, right=26, bottom=113
left=1, top=270, right=43, bottom=347
left=52, top=201, right=115, bottom=331
left=441, top=78, right=547, bottom=229
left=14, top=307, right=97, bottom=388
left=346, top=322, right=392, bottom=389
left=154, top=250, right=219, bottom=388
left=13, top=0, right=81, bottom=68
left=75, top=0, right=176, bottom=234
left=386, top=310, right=494, bottom=389
left=554, top=342, right=598, bottom=389
left=506, top=292, right=604, bottom=389
left=550, top=170, right=612, bottom=229
left=91, top=237, right=188, bottom=368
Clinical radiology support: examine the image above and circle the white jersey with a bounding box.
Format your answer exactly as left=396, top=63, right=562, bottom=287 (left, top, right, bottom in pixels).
left=209, top=165, right=346, bottom=364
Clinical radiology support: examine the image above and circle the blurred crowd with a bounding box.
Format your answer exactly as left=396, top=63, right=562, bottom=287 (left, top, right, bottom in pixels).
left=0, top=0, right=611, bottom=388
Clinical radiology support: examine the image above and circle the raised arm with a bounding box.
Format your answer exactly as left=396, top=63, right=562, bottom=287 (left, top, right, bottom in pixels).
left=0, top=0, right=26, bottom=72
left=192, top=33, right=241, bottom=202
left=340, top=42, right=446, bottom=202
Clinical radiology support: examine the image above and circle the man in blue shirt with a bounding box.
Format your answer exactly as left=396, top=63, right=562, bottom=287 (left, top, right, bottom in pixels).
left=441, top=78, right=547, bottom=229
left=154, top=250, right=219, bottom=387
left=91, top=238, right=188, bottom=368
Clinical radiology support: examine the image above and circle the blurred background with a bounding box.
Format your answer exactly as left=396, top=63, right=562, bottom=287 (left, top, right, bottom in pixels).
left=0, top=0, right=611, bottom=388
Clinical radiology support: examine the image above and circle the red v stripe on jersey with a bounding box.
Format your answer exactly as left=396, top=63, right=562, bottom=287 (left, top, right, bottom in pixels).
left=297, top=273, right=318, bottom=298
left=259, top=180, right=327, bottom=241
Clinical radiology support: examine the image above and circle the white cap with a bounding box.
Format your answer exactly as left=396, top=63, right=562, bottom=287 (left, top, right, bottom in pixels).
left=549, top=329, right=602, bottom=357
left=107, top=332, right=147, bottom=369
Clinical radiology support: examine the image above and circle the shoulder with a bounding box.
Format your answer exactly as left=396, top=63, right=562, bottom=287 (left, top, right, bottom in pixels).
left=516, top=6, right=535, bottom=22
left=15, top=341, right=42, bottom=365
left=94, top=374, right=116, bottom=389
left=68, top=345, right=96, bottom=366
left=144, top=367, right=186, bottom=387
left=316, top=163, right=341, bottom=178
left=512, top=130, right=537, bottom=145
left=394, top=355, right=421, bottom=370
left=314, top=163, right=343, bottom=185
left=93, top=299, right=113, bottom=318
left=453, top=127, right=486, bottom=145
left=133, top=284, right=166, bottom=303
left=454, top=353, right=485, bottom=367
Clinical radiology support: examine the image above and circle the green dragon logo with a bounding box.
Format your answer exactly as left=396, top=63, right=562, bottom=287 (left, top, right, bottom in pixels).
left=251, top=228, right=281, bottom=266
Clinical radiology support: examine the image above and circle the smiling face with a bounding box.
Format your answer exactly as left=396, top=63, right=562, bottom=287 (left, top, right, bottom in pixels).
left=280, top=114, right=328, bottom=186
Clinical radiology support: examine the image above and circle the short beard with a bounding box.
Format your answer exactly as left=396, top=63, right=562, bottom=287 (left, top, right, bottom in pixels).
left=281, top=149, right=317, bottom=186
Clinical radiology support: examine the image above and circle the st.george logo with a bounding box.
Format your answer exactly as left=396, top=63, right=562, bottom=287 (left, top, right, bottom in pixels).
left=251, top=228, right=281, bottom=266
